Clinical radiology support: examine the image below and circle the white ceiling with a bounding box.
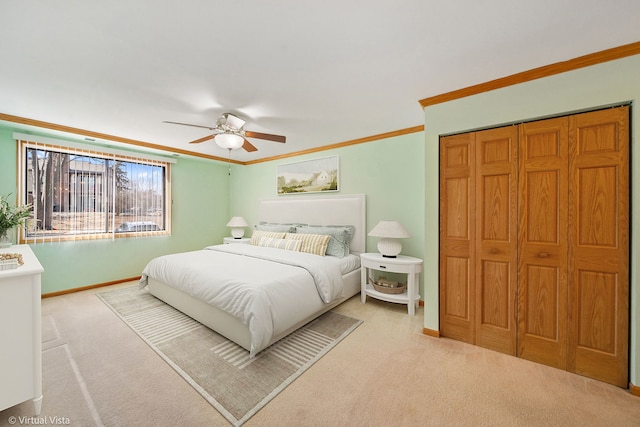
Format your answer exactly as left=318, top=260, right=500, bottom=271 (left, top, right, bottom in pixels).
left=1, top=1, right=639, bottom=162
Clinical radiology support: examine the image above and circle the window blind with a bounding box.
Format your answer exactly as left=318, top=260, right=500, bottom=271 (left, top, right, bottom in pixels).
left=15, top=134, right=172, bottom=243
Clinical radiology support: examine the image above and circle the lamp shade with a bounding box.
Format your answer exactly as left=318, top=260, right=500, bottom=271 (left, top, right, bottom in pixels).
left=368, top=220, right=411, bottom=257
left=368, top=221, right=411, bottom=238
left=226, top=216, right=249, bottom=238
left=215, top=132, right=244, bottom=150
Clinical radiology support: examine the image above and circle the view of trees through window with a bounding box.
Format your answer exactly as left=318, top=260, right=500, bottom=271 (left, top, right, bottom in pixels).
left=22, top=143, right=167, bottom=240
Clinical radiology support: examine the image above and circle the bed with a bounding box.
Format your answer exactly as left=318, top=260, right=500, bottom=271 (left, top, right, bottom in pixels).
left=140, top=194, right=366, bottom=357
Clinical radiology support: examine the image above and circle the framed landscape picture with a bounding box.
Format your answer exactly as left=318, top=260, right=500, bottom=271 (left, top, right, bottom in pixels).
left=277, top=156, right=339, bottom=194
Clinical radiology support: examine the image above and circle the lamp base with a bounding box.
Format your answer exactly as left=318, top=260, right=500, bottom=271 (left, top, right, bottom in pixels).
left=230, top=228, right=245, bottom=238
left=377, top=238, right=402, bottom=258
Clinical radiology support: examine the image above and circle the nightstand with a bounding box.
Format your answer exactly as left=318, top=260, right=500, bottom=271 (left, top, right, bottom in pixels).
left=223, top=237, right=251, bottom=245
left=360, top=252, right=423, bottom=315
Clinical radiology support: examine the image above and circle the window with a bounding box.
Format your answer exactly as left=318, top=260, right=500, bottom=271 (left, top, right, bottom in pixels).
left=18, top=139, right=171, bottom=242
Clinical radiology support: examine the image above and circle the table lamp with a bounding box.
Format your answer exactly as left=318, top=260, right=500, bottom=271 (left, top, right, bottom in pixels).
left=368, top=220, right=411, bottom=257
left=226, top=216, right=249, bottom=238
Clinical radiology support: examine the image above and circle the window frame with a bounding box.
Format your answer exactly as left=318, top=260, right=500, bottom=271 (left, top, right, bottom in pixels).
left=17, top=139, right=172, bottom=243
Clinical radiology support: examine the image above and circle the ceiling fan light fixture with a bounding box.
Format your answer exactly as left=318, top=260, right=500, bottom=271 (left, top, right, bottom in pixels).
left=165, top=112, right=286, bottom=152
left=215, top=132, right=244, bottom=150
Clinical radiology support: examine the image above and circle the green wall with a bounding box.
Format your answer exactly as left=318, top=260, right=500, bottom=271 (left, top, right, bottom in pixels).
left=0, top=126, right=425, bottom=296
left=0, top=128, right=231, bottom=294
left=230, top=132, right=425, bottom=292
left=423, top=54, right=640, bottom=387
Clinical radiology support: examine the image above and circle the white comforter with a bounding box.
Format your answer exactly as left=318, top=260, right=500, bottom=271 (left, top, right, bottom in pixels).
left=140, top=244, right=347, bottom=356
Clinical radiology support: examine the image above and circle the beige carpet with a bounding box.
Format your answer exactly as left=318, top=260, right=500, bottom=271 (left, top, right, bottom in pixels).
left=96, top=285, right=362, bottom=426
left=1, top=282, right=640, bottom=426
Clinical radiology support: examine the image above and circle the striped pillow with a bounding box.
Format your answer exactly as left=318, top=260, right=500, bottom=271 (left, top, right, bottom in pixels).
left=295, top=225, right=355, bottom=257
left=250, top=230, right=286, bottom=246
left=284, top=233, right=331, bottom=256
left=258, top=237, right=302, bottom=251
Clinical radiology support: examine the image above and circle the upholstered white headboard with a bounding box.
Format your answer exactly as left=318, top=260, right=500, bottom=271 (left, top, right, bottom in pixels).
left=258, top=194, right=366, bottom=254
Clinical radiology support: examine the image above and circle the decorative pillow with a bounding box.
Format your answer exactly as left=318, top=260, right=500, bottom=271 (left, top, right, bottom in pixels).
left=295, top=225, right=355, bottom=257
left=254, top=222, right=298, bottom=233
left=258, top=237, right=302, bottom=252
left=284, top=233, right=331, bottom=256
left=250, top=230, right=286, bottom=246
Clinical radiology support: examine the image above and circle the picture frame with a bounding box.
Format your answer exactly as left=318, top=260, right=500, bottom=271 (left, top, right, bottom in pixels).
left=277, top=155, right=339, bottom=194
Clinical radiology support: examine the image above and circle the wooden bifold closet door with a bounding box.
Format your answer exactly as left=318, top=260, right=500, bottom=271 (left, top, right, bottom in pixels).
left=439, top=106, right=629, bottom=387
left=439, top=126, right=518, bottom=354
left=517, top=116, right=569, bottom=370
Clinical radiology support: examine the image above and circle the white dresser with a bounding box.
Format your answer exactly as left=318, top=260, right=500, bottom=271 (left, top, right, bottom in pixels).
left=0, top=245, right=44, bottom=415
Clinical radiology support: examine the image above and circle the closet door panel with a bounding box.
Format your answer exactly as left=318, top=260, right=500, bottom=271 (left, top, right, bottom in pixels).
left=576, top=270, right=617, bottom=354
left=475, top=127, right=518, bottom=355
left=568, top=106, right=629, bottom=387
left=519, top=261, right=564, bottom=365
left=524, top=264, right=559, bottom=340
left=443, top=256, right=471, bottom=318
left=440, top=133, right=476, bottom=344
left=517, top=117, right=568, bottom=369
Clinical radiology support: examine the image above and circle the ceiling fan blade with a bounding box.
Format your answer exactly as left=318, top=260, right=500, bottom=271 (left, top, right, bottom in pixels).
left=164, top=120, right=217, bottom=131
left=242, top=138, right=258, bottom=152
left=244, top=130, right=286, bottom=143
left=189, top=134, right=216, bottom=144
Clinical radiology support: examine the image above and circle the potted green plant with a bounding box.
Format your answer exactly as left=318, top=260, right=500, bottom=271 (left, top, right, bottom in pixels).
left=0, top=194, right=32, bottom=248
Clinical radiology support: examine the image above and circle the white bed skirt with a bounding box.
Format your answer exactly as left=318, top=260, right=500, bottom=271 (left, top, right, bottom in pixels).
left=147, top=268, right=362, bottom=352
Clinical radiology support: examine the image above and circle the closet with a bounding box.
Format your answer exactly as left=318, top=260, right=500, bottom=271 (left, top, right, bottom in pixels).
left=439, top=106, right=629, bottom=387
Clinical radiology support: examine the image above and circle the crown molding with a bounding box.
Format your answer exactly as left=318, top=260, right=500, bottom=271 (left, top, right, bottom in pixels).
left=245, top=125, right=425, bottom=165
left=0, top=113, right=238, bottom=164
left=1, top=113, right=423, bottom=166
left=419, top=41, right=640, bottom=108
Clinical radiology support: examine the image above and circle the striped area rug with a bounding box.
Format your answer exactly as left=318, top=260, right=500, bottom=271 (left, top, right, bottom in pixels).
left=97, top=285, right=362, bottom=426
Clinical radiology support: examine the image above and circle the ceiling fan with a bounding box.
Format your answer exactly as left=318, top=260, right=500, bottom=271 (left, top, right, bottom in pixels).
left=164, top=113, right=286, bottom=152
